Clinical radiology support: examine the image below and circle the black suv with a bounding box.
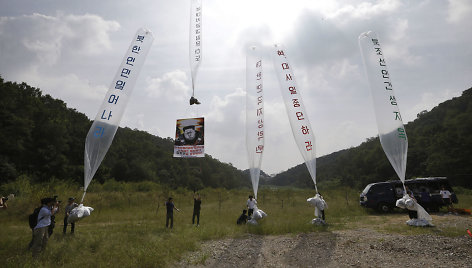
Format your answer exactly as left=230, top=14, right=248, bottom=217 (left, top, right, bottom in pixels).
left=360, top=177, right=458, bottom=212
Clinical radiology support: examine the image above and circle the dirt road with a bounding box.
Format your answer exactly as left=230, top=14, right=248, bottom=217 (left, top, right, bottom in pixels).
left=176, top=214, right=472, bottom=268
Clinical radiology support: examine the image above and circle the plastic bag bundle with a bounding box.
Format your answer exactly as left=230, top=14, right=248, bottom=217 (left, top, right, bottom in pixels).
left=311, top=218, right=326, bottom=225
left=396, top=195, right=415, bottom=210
left=406, top=218, right=433, bottom=227
left=307, top=195, right=327, bottom=210
left=307, top=194, right=327, bottom=219
left=395, top=197, right=406, bottom=209
left=247, top=207, right=267, bottom=225
left=405, top=198, right=415, bottom=210
left=307, top=197, right=318, bottom=207
left=252, top=208, right=267, bottom=220
left=397, top=195, right=433, bottom=226
left=68, top=204, right=94, bottom=223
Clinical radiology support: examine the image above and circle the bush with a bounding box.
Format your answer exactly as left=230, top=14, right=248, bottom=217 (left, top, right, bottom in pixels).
left=102, top=179, right=128, bottom=192
left=0, top=175, right=33, bottom=197
left=131, top=181, right=160, bottom=192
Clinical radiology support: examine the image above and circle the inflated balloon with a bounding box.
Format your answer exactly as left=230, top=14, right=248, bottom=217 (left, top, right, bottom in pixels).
left=83, top=28, right=154, bottom=202
left=189, top=0, right=202, bottom=100
left=359, top=31, right=408, bottom=185
left=246, top=46, right=264, bottom=199
left=272, top=44, right=318, bottom=192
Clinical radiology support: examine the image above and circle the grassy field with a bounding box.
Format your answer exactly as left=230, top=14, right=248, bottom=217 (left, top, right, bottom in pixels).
left=1, top=180, right=471, bottom=267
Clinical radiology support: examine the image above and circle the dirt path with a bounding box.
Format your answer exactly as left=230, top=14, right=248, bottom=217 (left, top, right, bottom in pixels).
left=176, top=215, right=472, bottom=268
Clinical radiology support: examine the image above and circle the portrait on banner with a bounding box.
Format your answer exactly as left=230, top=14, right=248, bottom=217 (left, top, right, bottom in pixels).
left=174, top=117, right=204, bottom=157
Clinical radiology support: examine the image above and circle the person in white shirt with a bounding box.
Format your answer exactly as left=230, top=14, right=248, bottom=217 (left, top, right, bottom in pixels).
left=439, top=186, right=453, bottom=211
left=31, top=197, right=57, bottom=258
left=0, top=196, right=7, bottom=209
left=246, top=195, right=257, bottom=219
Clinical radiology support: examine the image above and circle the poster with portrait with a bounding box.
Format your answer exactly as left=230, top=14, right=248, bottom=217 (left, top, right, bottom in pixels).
left=173, top=117, right=204, bottom=157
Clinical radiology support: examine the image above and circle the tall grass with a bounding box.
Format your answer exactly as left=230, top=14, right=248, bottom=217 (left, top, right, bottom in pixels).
left=1, top=179, right=471, bottom=267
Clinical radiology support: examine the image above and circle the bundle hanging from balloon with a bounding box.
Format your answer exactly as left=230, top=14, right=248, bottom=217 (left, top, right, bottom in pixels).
left=247, top=207, right=267, bottom=225
left=307, top=194, right=327, bottom=225
left=68, top=204, right=94, bottom=224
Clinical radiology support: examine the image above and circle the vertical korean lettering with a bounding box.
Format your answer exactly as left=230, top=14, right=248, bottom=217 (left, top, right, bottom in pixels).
left=358, top=31, right=408, bottom=183
left=83, top=28, right=154, bottom=198
left=271, top=44, right=317, bottom=190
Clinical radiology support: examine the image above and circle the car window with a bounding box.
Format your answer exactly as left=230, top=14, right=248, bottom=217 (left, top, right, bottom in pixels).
left=370, top=184, right=391, bottom=195
left=362, top=184, right=373, bottom=195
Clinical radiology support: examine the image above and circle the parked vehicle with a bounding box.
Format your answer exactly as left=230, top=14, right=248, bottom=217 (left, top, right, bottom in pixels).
left=360, top=177, right=458, bottom=212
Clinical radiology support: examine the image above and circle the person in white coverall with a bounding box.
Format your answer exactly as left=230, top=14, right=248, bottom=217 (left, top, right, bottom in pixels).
left=246, top=195, right=257, bottom=219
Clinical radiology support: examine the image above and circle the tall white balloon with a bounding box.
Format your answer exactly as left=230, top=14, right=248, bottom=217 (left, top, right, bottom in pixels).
left=189, top=0, right=202, bottom=97
left=246, top=46, right=264, bottom=199
left=83, top=28, right=154, bottom=202
left=359, top=31, right=408, bottom=184
left=272, top=44, right=317, bottom=192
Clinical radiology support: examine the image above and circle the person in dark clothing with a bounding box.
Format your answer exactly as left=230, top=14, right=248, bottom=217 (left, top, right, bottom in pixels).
left=63, top=197, right=78, bottom=234
left=237, top=209, right=248, bottom=225
left=165, top=197, right=180, bottom=229
left=48, top=196, right=60, bottom=237
left=419, top=188, right=432, bottom=210
left=192, top=193, right=202, bottom=226
left=405, top=187, right=418, bottom=219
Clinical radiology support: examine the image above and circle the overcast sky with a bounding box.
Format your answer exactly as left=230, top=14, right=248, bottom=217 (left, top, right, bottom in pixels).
left=1, top=0, right=471, bottom=175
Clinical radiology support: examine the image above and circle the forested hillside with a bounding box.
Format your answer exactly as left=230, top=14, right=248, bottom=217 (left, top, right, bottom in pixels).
left=270, top=87, right=472, bottom=189
left=0, top=77, right=250, bottom=189
left=1, top=77, right=471, bottom=191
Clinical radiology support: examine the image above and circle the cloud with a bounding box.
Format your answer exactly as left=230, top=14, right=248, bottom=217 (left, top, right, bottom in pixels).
left=0, top=13, right=119, bottom=71
left=328, top=0, right=402, bottom=20
left=407, top=89, right=462, bottom=119
left=1, top=1, right=471, bottom=175
left=203, top=87, right=246, bottom=167
left=145, top=70, right=190, bottom=101
left=447, top=0, right=472, bottom=23
left=0, top=12, right=121, bottom=118
left=207, top=87, right=245, bottom=123
left=21, top=68, right=108, bottom=116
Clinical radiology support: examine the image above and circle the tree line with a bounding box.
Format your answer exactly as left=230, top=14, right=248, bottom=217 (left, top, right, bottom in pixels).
left=269, top=86, right=472, bottom=189
left=1, top=76, right=471, bottom=191
left=0, top=77, right=250, bottom=190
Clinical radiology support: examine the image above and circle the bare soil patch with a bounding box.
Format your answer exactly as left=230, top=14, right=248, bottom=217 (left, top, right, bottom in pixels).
left=176, top=214, right=472, bottom=268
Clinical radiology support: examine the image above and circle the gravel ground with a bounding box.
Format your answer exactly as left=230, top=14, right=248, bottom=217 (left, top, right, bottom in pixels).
left=176, top=214, right=472, bottom=268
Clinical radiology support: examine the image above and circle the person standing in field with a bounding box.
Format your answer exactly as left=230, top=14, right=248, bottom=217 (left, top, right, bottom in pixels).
left=48, top=196, right=60, bottom=237
left=246, top=195, right=257, bottom=219
left=63, top=197, right=78, bottom=234
left=439, top=186, right=453, bottom=212
left=192, top=193, right=202, bottom=226
left=165, top=197, right=180, bottom=229
left=317, top=193, right=327, bottom=221
left=31, top=197, right=57, bottom=258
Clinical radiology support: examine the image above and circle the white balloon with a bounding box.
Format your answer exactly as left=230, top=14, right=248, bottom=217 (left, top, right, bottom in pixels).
left=272, top=44, right=317, bottom=191
left=246, top=46, right=264, bottom=199
left=83, top=28, right=154, bottom=202
left=189, top=0, right=202, bottom=95
left=359, top=31, right=408, bottom=183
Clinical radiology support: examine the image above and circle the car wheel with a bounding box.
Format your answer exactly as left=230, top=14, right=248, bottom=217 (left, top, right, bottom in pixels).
left=377, top=203, right=391, bottom=213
